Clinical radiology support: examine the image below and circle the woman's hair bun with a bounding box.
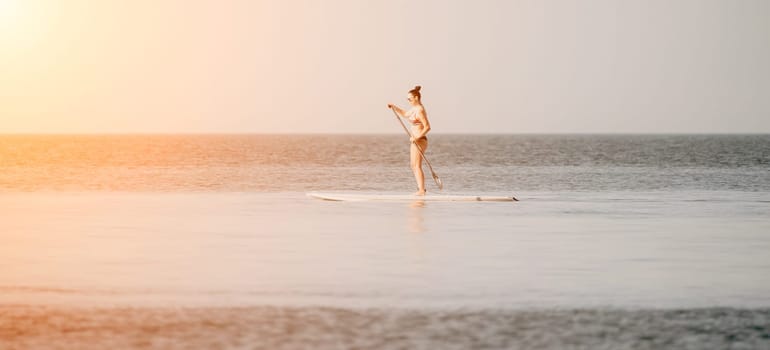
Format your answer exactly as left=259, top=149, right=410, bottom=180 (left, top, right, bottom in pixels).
left=408, top=85, right=422, bottom=99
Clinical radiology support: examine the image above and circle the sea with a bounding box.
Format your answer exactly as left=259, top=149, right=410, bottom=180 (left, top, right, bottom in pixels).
left=1, top=134, right=768, bottom=349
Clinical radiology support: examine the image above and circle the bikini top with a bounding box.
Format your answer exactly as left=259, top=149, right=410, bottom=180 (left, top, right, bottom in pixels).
left=407, top=110, right=423, bottom=126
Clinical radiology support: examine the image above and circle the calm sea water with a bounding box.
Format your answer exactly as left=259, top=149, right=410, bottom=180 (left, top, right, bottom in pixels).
left=2, top=134, right=769, bottom=348
left=1, top=134, right=768, bottom=192
left=0, top=134, right=768, bottom=309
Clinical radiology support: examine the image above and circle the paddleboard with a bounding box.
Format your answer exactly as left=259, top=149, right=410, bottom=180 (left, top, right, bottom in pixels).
left=307, top=192, right=518, bottom=202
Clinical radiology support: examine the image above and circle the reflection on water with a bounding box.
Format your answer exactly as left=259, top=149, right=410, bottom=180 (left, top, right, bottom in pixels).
left=408, top=200, right=425, bottom=234
left=406, top=201, right=428, bottom=267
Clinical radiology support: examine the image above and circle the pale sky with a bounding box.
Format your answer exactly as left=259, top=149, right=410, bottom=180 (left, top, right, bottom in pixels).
left=1, top=0, right=768, bottom=133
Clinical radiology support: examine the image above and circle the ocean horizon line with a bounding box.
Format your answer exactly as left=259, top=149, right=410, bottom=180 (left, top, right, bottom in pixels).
left=1, top=132, right=769, bottom=136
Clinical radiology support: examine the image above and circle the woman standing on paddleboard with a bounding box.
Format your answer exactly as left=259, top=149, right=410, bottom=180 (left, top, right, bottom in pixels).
left=388, top=85, right=432, bottom=196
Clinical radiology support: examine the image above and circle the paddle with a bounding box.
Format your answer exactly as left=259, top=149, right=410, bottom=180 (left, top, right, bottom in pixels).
left=390, top=108, right=443, bottom=191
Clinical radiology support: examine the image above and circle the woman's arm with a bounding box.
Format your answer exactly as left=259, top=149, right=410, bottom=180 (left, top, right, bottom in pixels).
left=388, top=104, right=408, bottom=118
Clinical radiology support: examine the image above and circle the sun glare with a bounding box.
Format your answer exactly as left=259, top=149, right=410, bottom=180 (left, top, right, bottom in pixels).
left=0, top=0, right=24, bottom=39
left=0, top=0, right=55, bottom=60
left=0, top=0, right=19, bottom=22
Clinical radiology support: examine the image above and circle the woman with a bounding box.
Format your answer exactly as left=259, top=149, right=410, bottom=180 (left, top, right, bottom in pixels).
left=388, top=85, right=432, bottom=196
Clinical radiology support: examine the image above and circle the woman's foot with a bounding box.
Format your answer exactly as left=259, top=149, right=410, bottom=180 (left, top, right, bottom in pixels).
left=413, top=190, right=426, bottom=196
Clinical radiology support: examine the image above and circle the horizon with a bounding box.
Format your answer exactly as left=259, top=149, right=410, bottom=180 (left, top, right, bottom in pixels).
left=1, top=131, right=769, bottom=136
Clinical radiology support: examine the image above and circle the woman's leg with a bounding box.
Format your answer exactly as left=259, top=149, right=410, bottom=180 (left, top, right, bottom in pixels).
left=410, top=139, right=428, bottom=195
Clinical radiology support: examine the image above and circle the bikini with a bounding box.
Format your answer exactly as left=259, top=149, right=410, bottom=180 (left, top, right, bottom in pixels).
left=408, top=113, right=428, bottom=142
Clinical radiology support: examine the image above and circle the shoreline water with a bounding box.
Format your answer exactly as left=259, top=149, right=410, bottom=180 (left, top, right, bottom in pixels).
left=2, top=305, right=768, bottom=350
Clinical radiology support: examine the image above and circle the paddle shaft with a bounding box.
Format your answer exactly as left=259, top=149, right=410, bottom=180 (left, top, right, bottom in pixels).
left=390, top=108, right=442, bottom=189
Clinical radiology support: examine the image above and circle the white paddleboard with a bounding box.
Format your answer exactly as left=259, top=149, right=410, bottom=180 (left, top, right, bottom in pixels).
left=307, top=192, right=518, bottom=202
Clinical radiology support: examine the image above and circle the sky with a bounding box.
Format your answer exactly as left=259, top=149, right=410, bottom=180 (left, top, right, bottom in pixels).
left=1, top=0, right=768, bottom=134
